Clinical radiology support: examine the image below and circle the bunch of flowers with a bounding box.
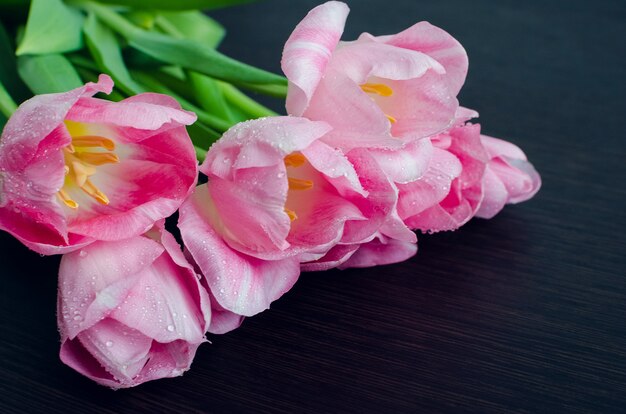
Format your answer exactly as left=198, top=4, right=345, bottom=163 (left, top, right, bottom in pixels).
left=0, top=1, right=540, bottom=388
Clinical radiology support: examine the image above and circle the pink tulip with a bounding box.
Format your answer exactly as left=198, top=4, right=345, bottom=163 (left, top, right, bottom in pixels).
left=281, top=1, right=467, bottom=150
left=179, top=116, right=412, bottom=319
left=0, top=75, right=198, bottom=255
left=399, top=113, right=541, bottom=231
left=58, top=222, right=211, bottom=388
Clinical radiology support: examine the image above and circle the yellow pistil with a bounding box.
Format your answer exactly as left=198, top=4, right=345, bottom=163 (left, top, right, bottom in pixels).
left=360, top=83, right=394, bottom=96
left=56, top=124, right=119, bottom=208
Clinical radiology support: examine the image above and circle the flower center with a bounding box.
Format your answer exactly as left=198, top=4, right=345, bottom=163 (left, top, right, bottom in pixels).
left=360, top=82, right=397, bottom=124
left=57, top=121, right=120, bottom=209
left=283, top=152, right=313, bottom=221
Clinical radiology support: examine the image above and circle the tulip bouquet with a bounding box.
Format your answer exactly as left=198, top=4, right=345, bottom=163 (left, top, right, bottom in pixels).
left=0, top=0, right=540, bottom=388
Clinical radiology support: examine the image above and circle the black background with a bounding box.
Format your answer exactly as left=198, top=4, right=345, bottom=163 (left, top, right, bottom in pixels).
left=1, top=0, right=625, bottom=412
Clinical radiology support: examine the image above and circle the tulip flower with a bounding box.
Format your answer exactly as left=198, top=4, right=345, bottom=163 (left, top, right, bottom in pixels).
left=281, top=1, right=467, bottom=150
left=58, top=222, right=211, bottom=388
left=0, top=75, right=198, bottom=255
left=396, top=110, right=540, bottom=231
left=179, top=116, right=414, bottom=318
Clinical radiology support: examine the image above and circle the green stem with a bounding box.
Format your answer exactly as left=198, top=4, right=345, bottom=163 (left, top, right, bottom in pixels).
left=237, top=81, right=288, bottom=99
left=194, top=145, right=207, bottom=162
left=0, top=81, right=17, bottom=118
left=220, top=82, right=279, bottom=118
left=77, top=1, right=141, bottom=39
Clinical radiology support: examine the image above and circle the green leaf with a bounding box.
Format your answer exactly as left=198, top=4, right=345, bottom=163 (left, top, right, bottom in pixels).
left=94, top=0, right=256, bottom=11
left=0, top=21, right=30, bottom=103
left=129, top=30, right=287, bottom=87
left=17, top=54, right=83, bottom=94
left=156, top=11, right=225, bottom=48
left=82, top=1, right=287, bottom=94
left=83, top=13, right=145, bottom=95
left=16, top=0, right=84, bottom=56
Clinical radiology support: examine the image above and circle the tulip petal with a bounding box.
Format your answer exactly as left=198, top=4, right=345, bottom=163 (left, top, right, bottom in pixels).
left=110, top=252, right=207, bottom=343
left=60, top=336, right=120, bottom=388
left=398, top=147, right=462, bottom=225
left=339, top=237, right=417, bottom=269
left=179, top=190, right=301, bottom=317
left=282, top=1, right=350, bottom=115
left=58, top=236, right=164, bottom=339
left=378, top=21, right=469, bottom=96
left=206, top=290, right=245, bottom=334
left=76, top=318, right=153, bottom=385
left=65, top=93, right=197, bottom=132
left=368, top=138, right=433, bottom=184
left=301, top=243, right=360, bottom=272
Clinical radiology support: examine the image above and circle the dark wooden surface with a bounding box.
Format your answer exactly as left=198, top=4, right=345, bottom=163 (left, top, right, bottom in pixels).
left=1, top=1, right=625, bottom=412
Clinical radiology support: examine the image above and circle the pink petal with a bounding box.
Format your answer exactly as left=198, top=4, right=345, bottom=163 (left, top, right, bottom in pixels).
left=65, top=94, right=196, bottom=132
left=0, top=74, right=112, bottom=171
left=378, top=21, right=469, bottom=96
left=331, top=41, right=445, bottom=83
left=60, top=336, right=120, bottom=388
left=375, top=71, right=457, bottom=140
left=474, top=166, right=508, bottom=219
left=303, top=70, right=399, bottom=150
left=339, top=237, right=418, bottom=269
left=300, top=243, right=360, bottom=272
left=58, top=236, right=164, bottom=339
left=202, top=116, right=332, bottom=177
left=282, top=1, right=350, bottom=115
left=368, top=138, right=433, bottom=184
left=179, top=189, right=301, bottom=317
left=398, top=147, right=462, bottom=224
left=132, top=340, right=201, bottom=385
left=481, top=134, right=528, bottom=160
left=206, top=290, right=245, bottom=334
left=76, top=318, right=153, bottom=385
left=110, top=251, right=208, bottom=343
left=300, top=140, right=366, bottom=197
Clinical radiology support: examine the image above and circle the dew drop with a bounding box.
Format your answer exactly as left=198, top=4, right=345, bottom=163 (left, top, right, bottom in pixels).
left=105, top=340, right=113, bottom=347
left=166, top=325, right=175, bottom=332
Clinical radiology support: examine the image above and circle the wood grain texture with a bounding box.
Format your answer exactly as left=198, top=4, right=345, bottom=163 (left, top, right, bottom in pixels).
left=1, top=0, right=625, bottom=412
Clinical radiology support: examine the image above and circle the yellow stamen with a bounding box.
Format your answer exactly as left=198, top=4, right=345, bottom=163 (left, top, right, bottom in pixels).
left=284, top=152, right=307, bottom=168
left=74, top=152, right=120, bottom=166
left=80, top=179, right=110, bottom=205
left=285, top=208, right=298, bottom=221
left=386, top=114, right=397, bottom=124
left=65, top=143, right=75, bottom=153
left=57, top=189, right=78, bottom=209
left=71, top=136, right=116, bottom=151
left=360, top=83, right=393, bottom=97
left=288, top=177, right=314, bottom=191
